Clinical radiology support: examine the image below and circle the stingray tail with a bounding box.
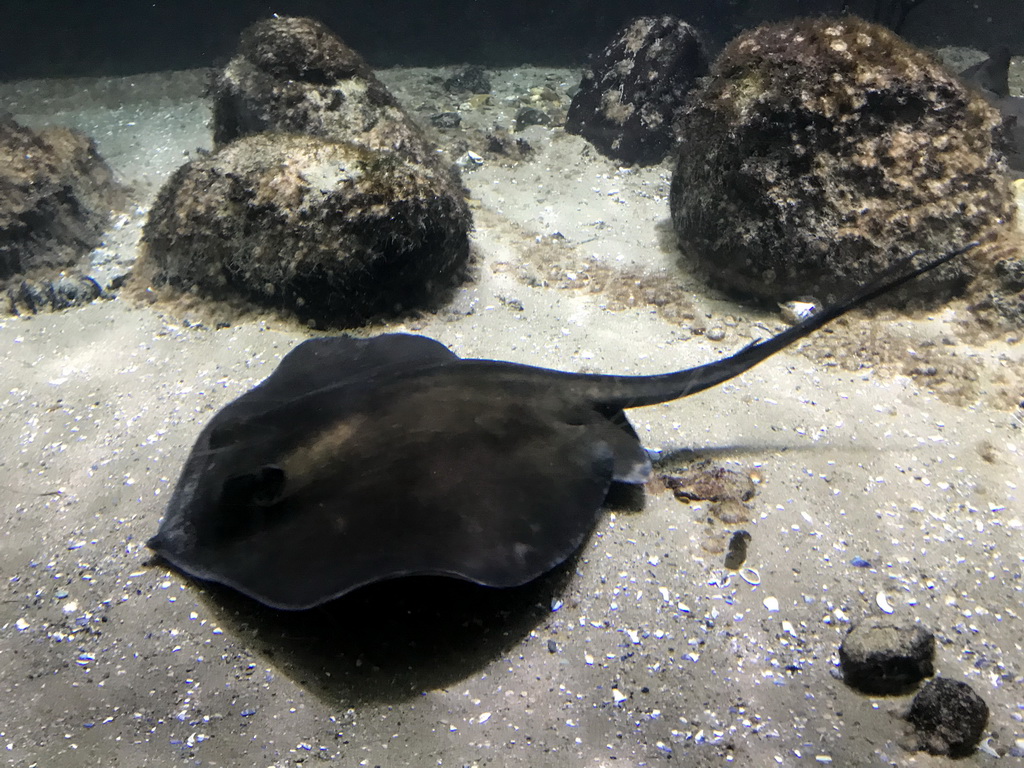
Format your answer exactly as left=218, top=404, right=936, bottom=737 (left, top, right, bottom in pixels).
left=601, top=240, right=980, bottom=409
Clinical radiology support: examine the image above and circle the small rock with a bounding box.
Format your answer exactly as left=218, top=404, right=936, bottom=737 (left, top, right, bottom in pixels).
left=706, top=326, right=726, bottom=341
left=7, top=274, right=104, bottom=315
left=566, top=15, right=709, bottom=164
left=839, top=617, right=934, bottom=694
left=430, top=112, right=462, bottom=129
left=723, top=530, right=751, bottom=570
left=444, top=65, right=491, bottom=94
left=514, top=107, right=551, bottom=132
left=662, top=462, right=756, bottom=503
left=485, top=129, right=533, bottom=159
left=903, top=677, right=989, bottom=757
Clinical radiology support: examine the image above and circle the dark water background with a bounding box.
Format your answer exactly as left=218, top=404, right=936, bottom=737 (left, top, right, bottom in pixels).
left=1, top=0, right=1020, bottom=80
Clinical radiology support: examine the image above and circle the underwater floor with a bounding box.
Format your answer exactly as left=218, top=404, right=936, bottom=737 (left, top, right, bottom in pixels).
left=0, top=63, right=1022, bottom=766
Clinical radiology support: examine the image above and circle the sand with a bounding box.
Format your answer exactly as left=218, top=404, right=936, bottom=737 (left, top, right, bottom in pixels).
left=0, top=65, right=1022, bottom=767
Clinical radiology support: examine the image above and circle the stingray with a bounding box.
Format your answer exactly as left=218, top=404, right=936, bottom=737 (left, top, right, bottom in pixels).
left=148, top=243, right=976, bottom=609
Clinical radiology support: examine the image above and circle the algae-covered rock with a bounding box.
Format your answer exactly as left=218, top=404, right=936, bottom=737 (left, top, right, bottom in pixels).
left=144, top=15, right=472, bottom=326
left=140, top=134, right=471, bottom=326
left=903, top=677, right=989, bottom=757
left=566, top=16, right=709, bottom=166
left=839, top=617, right=935, bottom=694
left=670, top=17, right=1014, bottom=304
left=210, top=16, right=440, bottom=167
left=0, top=115, right=124, bottom=281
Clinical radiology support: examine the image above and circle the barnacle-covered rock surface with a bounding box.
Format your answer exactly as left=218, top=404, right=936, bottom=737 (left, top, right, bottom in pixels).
left=140, top=134, right=471, bottom=326
left=0, top=115, right=124, bottom=283
left=141, top=16, right=471, bottom=326
left=670, top=17, right=1014, bottom=304
left=566, top=15, right=709, bottom=166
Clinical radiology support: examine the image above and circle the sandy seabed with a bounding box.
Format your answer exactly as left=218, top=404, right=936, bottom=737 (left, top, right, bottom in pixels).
left=0, top=64, right=1022, bottom=767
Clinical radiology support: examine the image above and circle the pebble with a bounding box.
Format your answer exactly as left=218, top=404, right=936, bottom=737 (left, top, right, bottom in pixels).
left=839, top=616, right=934, bottom=694
left=763, top=596, right=780, bottom=612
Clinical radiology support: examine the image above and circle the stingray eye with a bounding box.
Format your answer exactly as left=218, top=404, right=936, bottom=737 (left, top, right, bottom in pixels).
left=251, top=465, right=286, bottom=505
left=220, top=465, right=287, bottom=509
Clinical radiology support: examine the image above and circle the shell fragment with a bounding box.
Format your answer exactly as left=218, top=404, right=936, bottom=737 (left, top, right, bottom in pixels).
left=875, top=591, right=895, bottom=614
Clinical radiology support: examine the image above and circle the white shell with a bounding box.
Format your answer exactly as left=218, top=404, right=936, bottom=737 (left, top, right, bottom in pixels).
left=875, top=591, right=895, bottom=614
left=779, top=299, right=820, bottom=324
left=763, top=596, right=780, bottom=612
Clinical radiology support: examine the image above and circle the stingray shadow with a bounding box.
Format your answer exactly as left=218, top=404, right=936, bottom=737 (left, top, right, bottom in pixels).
left=189, top=488, right=644, bottom=707
left=654, top=438, right=913, bottom=467
left=193, top=567, right=568, bottom=706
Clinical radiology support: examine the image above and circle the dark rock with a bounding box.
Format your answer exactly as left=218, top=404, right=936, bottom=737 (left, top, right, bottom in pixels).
left=139, top=134, right=471, bottom=326
left=994, top=257, right=1024, bottom=291
left=6, top=274, right=105, bottom=315
left=444, top=65, right=491, bottom=94
left=565, top=16, right=709, bottom=166
left=661, top=463, right=755, bottom=503
left=430, top=112, right=462, bottom=129
left=514, top=107, right=551, bottom=132
left=0, top=116, right=124, bottom=282
left=722, top=530, right=751, bottom=570
left=839, top=616, right=935, bottom=694
left=210, top=16, right=442, bottom=169
left=485, top=130, right=533, bottom=160
left=903, top=677, right=989, bottom=757
left=670, top=17, right=1013, bottom=305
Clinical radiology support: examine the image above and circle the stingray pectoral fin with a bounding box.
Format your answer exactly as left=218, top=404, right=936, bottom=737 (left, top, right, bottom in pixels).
left=168, top=395, right=620, bottom=610
left=424, top=434, right=619, bottom=590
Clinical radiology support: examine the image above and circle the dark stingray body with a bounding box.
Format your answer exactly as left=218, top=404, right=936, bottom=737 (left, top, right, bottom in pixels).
left=148, top=244, right=975, bottom=609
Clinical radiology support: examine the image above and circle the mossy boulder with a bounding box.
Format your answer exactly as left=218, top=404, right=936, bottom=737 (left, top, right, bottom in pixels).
left=140, top=134, right=471, bottom=326
left=0, top=115, right=124, bottom=282
left=566, top=16, right=709, bottom=166
left=211, top=16, right=440, bottom=167
left=670, top=17, right=1014, bottom=304
left=143, top=16, right=473, bottom=326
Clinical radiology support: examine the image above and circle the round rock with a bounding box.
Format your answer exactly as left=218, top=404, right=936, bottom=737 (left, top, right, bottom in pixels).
left=903, top=677, right=989, bottom=757
left=211, top=16, right=440, bottom=167
left=140, top=134, right=471, bottom=326
left=0, top=116, right=124, bottom=281
left=566, top=15, right=709, bottom=166
left=670, top=17, right=1013, bottom=304
left=839, top=616, right=935, bottom=694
